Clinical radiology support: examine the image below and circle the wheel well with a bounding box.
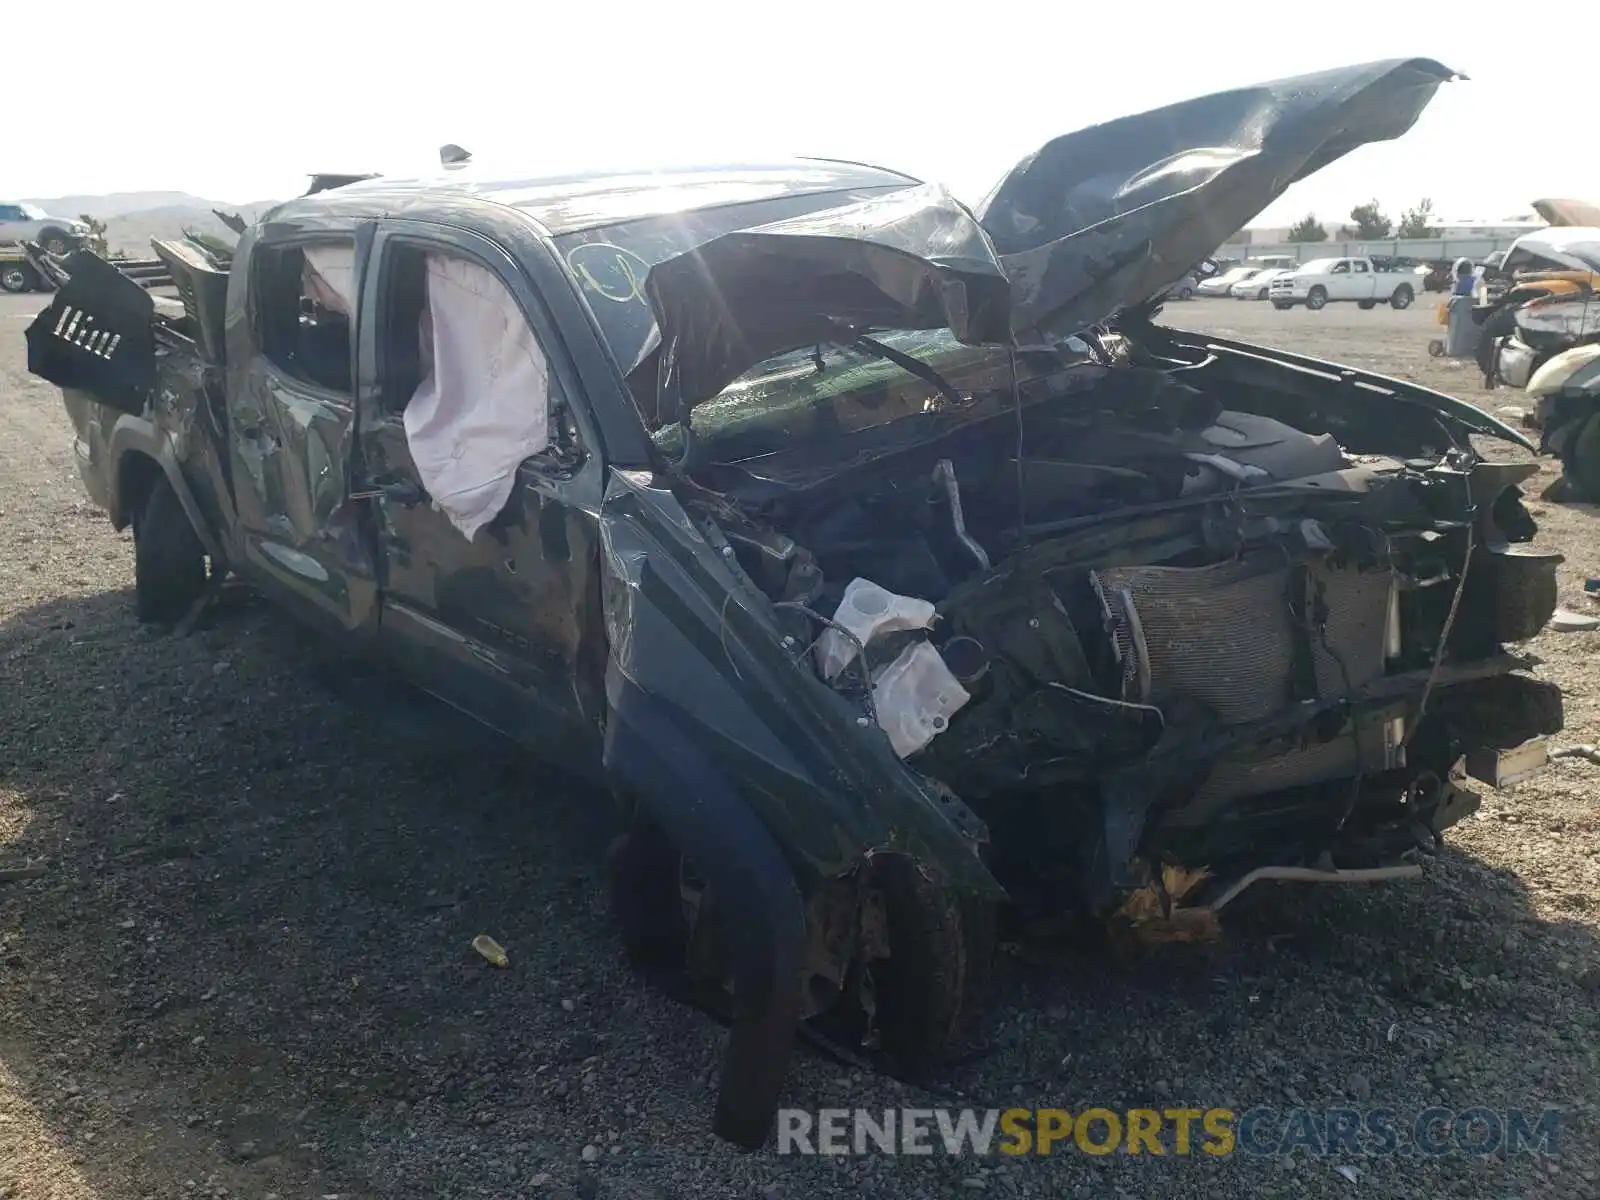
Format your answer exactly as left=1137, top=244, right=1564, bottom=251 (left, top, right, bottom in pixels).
left=116, top=452, right=163, bottom=532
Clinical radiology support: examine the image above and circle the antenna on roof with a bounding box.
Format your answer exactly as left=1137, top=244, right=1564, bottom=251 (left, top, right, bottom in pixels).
left=440, top=144, right=472, bottom=169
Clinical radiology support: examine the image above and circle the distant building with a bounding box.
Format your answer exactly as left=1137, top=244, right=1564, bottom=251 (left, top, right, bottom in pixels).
left=1425, top=216, right=1546, bottom=239
left=1234, top=215, right=1547, bottom=243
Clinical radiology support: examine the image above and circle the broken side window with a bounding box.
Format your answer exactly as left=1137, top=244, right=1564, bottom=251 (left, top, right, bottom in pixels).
left=252, top=240, right=356, bottom=395
left=377, top=244, right=556, bottom=540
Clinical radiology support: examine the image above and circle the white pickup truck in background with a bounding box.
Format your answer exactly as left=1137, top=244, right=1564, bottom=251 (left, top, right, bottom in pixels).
left=1269, top=256, right=1418, bottom=312
left=0, top=203, right=90, bottom=256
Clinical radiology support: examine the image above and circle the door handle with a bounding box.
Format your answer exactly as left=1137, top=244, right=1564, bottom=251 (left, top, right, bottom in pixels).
left=352, top=478, right=428, bottom=507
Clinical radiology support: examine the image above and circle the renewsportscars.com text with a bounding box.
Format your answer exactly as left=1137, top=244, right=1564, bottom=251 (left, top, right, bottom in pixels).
left=776, top=1106, right=1562, bottom=1158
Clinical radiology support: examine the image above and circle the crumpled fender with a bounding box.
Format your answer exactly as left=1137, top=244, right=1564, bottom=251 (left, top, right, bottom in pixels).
left=103, top=413, right=228, bottom=566
left=597, top=466, right=1003, bottom=900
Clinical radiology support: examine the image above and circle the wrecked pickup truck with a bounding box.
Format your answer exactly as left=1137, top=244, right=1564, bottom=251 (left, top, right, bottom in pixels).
left=26, top=58, right=1564, bottom=1149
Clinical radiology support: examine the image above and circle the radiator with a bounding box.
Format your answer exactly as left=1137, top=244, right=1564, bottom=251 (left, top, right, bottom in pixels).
left=1092, top=553, right=1392, bottom=727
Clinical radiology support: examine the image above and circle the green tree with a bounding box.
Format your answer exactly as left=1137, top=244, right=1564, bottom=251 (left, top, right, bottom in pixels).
left=76, top=214, right=108, bottom=256
left=1286, top=214, right=1329, bottom=243
left=1397, top=198, right=1438, bottom=239
left=1341, top=201, right=1392, bottom=240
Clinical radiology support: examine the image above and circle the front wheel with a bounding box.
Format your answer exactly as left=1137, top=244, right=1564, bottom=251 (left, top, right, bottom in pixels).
left=868, top=854, right=995, bottom=1077
left=0, top=264, right=30, bottom=293
left=1305, top=286, right=1328, bottom=311
left=133, top=476, right=207, bottom=623
left=37, top=229, right=73, bottom=257
left=1390, top=285, right=1414, bottom=310
left=1256, top=288, right=1270, bottom=300
left=605, top=815, right=690, bottom=971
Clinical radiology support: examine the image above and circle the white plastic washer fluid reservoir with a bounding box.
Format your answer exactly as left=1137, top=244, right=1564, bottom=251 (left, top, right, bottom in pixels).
left=870, top=642, right=971, bottom=759
left=815, top=578, right=937, bottom=681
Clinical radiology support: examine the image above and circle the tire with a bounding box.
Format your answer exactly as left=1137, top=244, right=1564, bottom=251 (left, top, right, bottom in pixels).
left=605, top=815, right=690, bottom=971
left=1256, top=288, right=1269, bottom=300
left=1173, top=283, right=1194, bottom=301
left=1428, top=339, right=1446, bottom=358
left=1390, top=284, right=1414, bottom=310
left=133, top=475, right=207, bottom=623
left=37, top=228, right=73, bottom=257
left=1272, top=301, right=1294, bottom=311
left=868, top=854, right=995, bottom=1078
left=1305, top=286, right=1328, bottom=311
left=1560, top=412, right=1600, bottom=502
left=0, top=265, right=29, bottom=293
left=1357, top=300, right=1377, bottom=310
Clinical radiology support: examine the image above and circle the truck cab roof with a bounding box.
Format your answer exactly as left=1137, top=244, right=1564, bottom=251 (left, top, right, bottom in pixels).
left=268, top=158, right=923, bottom=237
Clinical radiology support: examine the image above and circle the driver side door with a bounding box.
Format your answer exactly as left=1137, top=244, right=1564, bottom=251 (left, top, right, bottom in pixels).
left=353, top=221, right=607, bottom=754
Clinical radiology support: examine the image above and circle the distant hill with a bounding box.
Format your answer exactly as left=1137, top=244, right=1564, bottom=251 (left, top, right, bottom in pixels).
left=103, top=203, right=280, bottom=255
left=20, top=191, right=231, bottom=219
left=19, top=191, right=283, bottom=255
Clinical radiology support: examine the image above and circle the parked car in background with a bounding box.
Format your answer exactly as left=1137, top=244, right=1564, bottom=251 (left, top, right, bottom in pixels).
left=1197, top=265, right=1261, bottom=296
left=1158, top=269, right=1202, bottom=301
left=1270, top=256, right=1417, bottom=310
left=1231, top=266, right=1292, bottom=299
left=0, top=202, right=90, bottom=256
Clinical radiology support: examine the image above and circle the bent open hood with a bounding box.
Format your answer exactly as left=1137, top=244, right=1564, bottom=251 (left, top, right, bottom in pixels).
left=625, top=182, right=1012, bottom=425
left=628, top=58, right=1459, bottom=417
left=978, top=57, right=1458, bottom=340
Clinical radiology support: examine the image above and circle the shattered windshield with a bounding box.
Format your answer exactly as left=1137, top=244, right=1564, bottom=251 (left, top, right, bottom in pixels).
left=653, top=330, right=1076, bottom=466
left=551, top=186, right=905, bottom=376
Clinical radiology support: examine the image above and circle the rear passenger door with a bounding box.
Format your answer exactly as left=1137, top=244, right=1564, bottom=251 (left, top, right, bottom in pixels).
left=353, top=220, right=606, bottom=751
left=224, top=225, right=380, bottom=633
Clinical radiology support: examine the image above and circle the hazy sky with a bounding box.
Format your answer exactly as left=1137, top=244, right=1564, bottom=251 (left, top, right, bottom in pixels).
left=18, top=1, right=1600, bottom=226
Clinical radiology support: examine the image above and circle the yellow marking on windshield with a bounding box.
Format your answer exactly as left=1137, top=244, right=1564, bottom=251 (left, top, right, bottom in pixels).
left=564, top=243, right=651, bottom=304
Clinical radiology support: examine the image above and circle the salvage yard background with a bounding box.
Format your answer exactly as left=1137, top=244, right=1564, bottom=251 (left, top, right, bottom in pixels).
left=2, top=294, right=1597, bottom=1200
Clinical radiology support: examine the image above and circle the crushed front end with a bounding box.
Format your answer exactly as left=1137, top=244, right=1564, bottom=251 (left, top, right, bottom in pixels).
left=675, top=322, right=1563, bottom=929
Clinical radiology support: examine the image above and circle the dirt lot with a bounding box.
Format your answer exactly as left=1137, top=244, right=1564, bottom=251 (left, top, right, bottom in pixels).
left=3, top=294, right=1598, bottom=1200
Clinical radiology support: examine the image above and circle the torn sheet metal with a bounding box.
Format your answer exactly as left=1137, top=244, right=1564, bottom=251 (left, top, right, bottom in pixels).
left=597, top=466, right=1001, bottom=897
left=625, top=182, right=1012, bottom=421
left=627, top=61, right=1458, bottom=411
left=25, top=251, right=157, bottom=416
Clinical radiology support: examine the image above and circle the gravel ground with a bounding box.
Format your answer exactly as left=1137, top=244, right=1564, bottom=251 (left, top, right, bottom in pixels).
left=2, top=293, right=1598, bottom=1200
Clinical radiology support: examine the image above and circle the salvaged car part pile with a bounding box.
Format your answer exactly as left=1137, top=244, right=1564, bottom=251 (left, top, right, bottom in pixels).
left=21, top=58, right=1566, bottom=1151
left=1470, top=225, right=1600, bottom=498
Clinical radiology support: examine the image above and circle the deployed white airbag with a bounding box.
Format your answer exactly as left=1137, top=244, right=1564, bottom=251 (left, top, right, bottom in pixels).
left=302, top=245, right=357, bottom=315
left=405, top=255, right=551, bottom=540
